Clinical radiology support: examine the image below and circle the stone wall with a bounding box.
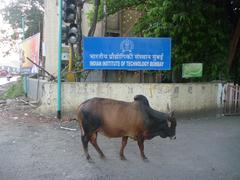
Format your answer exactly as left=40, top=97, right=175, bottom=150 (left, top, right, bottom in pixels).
left=31, top=79, right=223, bottom=117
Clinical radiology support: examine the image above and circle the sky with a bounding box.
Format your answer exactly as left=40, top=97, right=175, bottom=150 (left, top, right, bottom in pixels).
left=0, top=0, right=20, bottom=68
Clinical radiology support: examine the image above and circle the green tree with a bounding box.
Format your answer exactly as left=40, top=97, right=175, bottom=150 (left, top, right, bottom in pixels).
left=88, top=0, right=144, bottom=22
left=134, top=0, right=231, bottom=81
left=2, top=0, right=44, bottom=39
left=91, top=0, right=239, bottom=82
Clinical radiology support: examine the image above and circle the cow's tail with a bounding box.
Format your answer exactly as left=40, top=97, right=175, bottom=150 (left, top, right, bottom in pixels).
left=76, top=105, right=85, bottom=136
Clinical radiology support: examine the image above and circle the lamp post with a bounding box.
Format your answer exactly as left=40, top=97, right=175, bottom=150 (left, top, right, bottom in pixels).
left=21, top=15, right=28, bottom=97
left=57, top=0, right=63, bottom=119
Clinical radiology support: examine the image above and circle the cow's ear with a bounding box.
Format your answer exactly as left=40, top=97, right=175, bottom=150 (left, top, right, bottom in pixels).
left=170, top=111, right=175, bottom=118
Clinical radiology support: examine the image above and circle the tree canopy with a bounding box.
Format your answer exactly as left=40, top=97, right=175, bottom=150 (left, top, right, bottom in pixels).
left=92, top=0, right=240, bottom=82
left=134, top=0, right=231, bottom=81
left=1, top=0, right=44, bottom=39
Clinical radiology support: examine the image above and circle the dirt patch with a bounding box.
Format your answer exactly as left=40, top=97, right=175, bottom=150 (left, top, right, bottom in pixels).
left=0, top=97, right=54, bottom=123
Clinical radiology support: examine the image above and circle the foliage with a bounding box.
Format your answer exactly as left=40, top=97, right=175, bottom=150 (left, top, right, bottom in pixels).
left=88, top=0, right=101, bottom=36
left=0, top=80, right=24, bottom=100
left=95, top=0, right=234, bottom=81
left=0, top=21, right=20, bottom=56
left=136, top=1, right=231, bottom=81
left=87, top=0, right=144, bottom=24
left=1, top=0, right=44, bottom=39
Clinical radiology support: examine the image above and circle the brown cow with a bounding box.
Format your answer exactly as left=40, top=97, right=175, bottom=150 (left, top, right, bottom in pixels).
left=77, top=95, right=176, bottom=161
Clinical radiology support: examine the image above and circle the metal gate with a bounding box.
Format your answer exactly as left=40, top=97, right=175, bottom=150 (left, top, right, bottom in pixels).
left=223, top=84, right=240, bottom=115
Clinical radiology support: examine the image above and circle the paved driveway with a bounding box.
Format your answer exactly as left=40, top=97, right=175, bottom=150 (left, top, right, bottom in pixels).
left=0, top=102, right=239, bottom=180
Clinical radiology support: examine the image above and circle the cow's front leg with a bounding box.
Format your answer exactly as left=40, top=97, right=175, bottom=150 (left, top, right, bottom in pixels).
left=137, top=137, right=148, bottom=161
left=120, top=136, right=128, bottom=160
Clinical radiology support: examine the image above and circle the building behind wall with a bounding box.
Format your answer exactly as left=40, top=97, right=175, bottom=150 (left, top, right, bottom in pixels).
left=43, top=0, right=58, bottom=76
left=43, top=0, right=104, bottom=76
left=43, top=1, right=142, bottom=81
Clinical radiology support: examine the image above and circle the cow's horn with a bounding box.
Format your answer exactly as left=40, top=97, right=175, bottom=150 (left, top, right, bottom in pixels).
left=167, top=103, right=170, bottom=112
left=170, top=111, right=175, bottom=118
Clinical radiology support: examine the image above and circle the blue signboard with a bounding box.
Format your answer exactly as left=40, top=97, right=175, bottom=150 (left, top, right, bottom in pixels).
left=83, top=37, right=171, bottom=70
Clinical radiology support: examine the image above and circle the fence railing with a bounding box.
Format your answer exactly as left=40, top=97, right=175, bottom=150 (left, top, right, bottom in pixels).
left=223, top=84, right=240, bottom=115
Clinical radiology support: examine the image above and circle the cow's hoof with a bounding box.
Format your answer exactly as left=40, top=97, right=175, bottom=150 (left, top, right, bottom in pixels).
left=100, top=155, right=106, bottom=160
left=87, top=159, right=95, bottom=163
left=143, top=158, right=149, bottom=162
left=86, top=155, right=94, bottom=163
left=120, top=155, right=127, bottom=161
left=142, top=156, right=149, bottom=162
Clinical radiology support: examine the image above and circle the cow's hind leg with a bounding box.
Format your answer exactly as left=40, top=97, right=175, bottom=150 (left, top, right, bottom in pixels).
left=81, top=134, right=92, bottom=161
left=90, top=133, right=106, bottom=159
left=137, top=137, right=148, bottom=161
left=120, top=136, right=128, bottom=160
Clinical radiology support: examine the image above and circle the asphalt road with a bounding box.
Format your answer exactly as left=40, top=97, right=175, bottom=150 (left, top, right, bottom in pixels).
left=0, top=76, right=19, bottom=86
left=0, top=101, right=239, bottom=180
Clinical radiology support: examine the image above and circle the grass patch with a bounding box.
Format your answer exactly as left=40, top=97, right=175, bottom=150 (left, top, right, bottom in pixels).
left=0, top=80, right=24, bottom=100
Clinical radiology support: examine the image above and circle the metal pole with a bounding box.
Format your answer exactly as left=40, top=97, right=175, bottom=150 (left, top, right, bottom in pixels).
left=21, top=15, right=28, bottom=97
left=57, top=0, right=62, bottom=119
left=102, top=0, right=107, bottom=82
left=76, top=1, right=83, bottom=64
left=103, top=0, right=107, bottom=35
left=69, top=44, right=73, bottom=72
